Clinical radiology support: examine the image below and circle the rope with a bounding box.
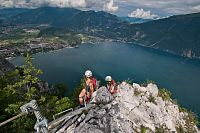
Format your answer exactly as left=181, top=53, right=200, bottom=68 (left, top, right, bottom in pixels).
left=0, top=95, right=89, bottom=127
left=0, top=112, right=26, bottom=127
left=0, top=97, right=80, bottom=127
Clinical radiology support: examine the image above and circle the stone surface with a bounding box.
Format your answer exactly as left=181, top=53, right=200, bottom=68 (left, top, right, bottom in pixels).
left=48, top=82, right=199, bottom=133
left=91, top=86, right=113, bottom=104
left=0, top=56, right=15, bottom=76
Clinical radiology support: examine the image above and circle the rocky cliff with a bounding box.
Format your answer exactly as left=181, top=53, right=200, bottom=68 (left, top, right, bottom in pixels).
left=0, top=56, right=15, bottom=76
left=48, top=82, right=199, bottom=133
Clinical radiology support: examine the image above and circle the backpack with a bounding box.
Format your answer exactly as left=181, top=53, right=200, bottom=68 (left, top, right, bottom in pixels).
left=109, top=80, right=118, bottom=95
left=91, top=77, right=99, bottom=91
left=85, top=77, right=99, bottom=103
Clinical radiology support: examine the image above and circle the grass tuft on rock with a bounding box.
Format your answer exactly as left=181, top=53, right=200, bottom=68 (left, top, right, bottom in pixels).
left=158, top=88, right=172, bottom=101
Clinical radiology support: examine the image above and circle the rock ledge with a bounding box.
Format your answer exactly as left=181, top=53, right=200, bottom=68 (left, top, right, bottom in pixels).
left=48, top=82, right=199, bottom=133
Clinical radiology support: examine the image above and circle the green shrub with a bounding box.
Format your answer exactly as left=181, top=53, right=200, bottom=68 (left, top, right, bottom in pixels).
left=184, top=111, right=199, bottom=128
left=141, top=79, right=155, bottom=87
left=155, top=125, right=169, bottom=133
left=172, top=98, right=199, bottom=131
left=134, top=89, right=141, bottom=96
left=0, top=54, right=74, bottom=132
left=158, top=88, right=172, bottom=101
left=124, top=78, right=134, bottom=84
left=141, top=125, right=147, bottom=133
left=70, top=78, right=85, bottom=107
left=54, top=83, right=68, bottom=97
left=175, top=126, right=185, bottom=133
left=148, top=95, right=157, bottom=105
left=179, top=107, right=188, bottom=113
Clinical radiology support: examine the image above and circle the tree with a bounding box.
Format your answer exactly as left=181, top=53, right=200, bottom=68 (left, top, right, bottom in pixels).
left=54, top=83, right=68, bottom=97
left=70, top=78, right=85, bottom=107
left=0, top=54, right=73, bottom=132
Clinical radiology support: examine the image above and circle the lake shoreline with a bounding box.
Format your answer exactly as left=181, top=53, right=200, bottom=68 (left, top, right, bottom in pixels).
left=4, top=38, right=200, bottom=62
left=11, top=42, right=200, bottom=123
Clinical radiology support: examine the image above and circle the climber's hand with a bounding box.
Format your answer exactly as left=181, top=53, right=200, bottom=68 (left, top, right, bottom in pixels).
left=86, top=92, right=90, bottom=98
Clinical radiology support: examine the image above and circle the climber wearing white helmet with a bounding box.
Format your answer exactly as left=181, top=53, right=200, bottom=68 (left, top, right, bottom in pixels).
left=105, top=76, right=118, bottom=95
left=79, top=70, right=97, bottom=107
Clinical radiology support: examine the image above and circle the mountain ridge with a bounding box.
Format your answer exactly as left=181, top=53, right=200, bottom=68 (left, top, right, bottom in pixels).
left=120, top=16, right=153, bottom=24
left=1, top=7, right=200, bottom=59
left=130, top=12, right=200, bottom=58
left=7, top=7, right=126, bottom=30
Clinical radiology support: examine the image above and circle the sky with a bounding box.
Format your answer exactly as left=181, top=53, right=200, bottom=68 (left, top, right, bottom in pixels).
left=0, top=0, right=200, bottom=18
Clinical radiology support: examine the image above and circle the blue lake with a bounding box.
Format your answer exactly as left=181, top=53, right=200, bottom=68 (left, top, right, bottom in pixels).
left=11, top=42, right=200, bottom=118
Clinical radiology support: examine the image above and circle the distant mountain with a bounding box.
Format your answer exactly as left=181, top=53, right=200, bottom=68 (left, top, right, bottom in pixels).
left=0, top=8, right=29, bottom=20
left=5, top=7, right=130, bottom=39
left=2, top=7, right=200, bottom=59
left=120, top=17, right=152, bottom=24
left=8, top=7, right=127, bottom=29
left=130, top=13, right=200, bottom=58
left=0, top=8, right=29, bottom=26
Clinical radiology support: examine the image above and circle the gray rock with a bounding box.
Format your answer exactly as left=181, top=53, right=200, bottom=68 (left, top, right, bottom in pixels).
left=93, top=86, right=113, bottom=104
left=48, top=83, right=199, bottom=133
left=0, top=56, right=15, bottom=76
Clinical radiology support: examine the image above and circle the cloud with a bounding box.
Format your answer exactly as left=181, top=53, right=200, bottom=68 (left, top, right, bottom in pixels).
left=47, top=0, right=87, bottom=8
left=0, top=0, right=14, bottom=7
left=0, top=0, right=200, bottom=17
left=120, top=0, right=200, bottom=16
left=103, top=0, right=119, bottom=13
left=0, top=0, right=87, bottom=8
left=128, top=8, right=159, bottom=19
left=190, top=5, right=200, bottom=12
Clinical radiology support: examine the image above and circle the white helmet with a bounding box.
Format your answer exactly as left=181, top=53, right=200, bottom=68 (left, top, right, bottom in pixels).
left=105, top=76, right=112, bottom=82
left=85, top=70, right=92, bottom=78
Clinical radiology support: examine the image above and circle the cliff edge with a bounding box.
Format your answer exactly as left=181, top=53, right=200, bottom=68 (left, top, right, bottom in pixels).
left=48, top=82, right=199, bottom=133
left=0, top=56, right=15, bottom=76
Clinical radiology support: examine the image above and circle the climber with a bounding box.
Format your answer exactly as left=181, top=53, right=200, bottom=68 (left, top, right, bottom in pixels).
left=105, top=76, right=118, bottom=95
left=79, top=70, right=97, bottom=107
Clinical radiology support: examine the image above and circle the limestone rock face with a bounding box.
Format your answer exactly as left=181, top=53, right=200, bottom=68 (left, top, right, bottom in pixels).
left=91, top=86, right=113, bottom=104
left=48, top=82, right=199, bottom=133
left=0, top=56, right=15, bottom=76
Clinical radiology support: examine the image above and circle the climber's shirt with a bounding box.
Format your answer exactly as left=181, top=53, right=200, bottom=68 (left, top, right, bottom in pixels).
left=85, top=77, right=97, bottom=102
left=107, top=80, right=118, bottom=95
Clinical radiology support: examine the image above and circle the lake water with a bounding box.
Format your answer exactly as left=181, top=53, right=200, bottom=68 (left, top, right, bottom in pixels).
left=11, top=42, right=200, bottom=118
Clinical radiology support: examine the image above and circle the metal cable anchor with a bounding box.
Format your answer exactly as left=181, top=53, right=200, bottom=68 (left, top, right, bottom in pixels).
left=20, top=100, right=48, bottom=133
